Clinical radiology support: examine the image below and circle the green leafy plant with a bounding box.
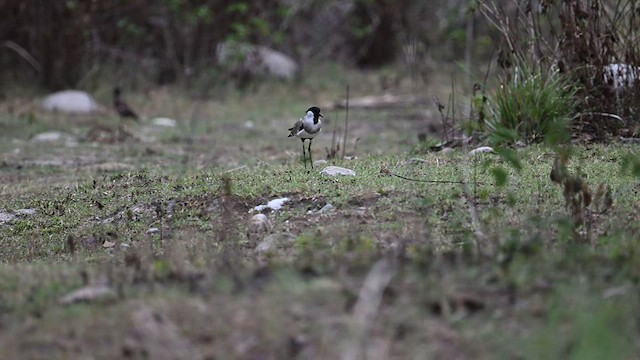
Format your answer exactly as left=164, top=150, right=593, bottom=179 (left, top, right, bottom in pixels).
left=488, top=65, right=578, bottom=146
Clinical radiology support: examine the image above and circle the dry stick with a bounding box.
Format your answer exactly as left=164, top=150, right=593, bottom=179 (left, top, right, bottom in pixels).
left=464, top=9, right=475, bottom=89
left=383, top=169, right=479, bottom=185
left=330, top=109, right=339, bottom=158
left=341, top=258, right=397, bottom=360
left=462, top=148, right=488, bottom=254
left=341, top=84, right=350, bottom=160
left=2, top=41, right=42, bottom=73
left=450, top=74, right=456, bottom=137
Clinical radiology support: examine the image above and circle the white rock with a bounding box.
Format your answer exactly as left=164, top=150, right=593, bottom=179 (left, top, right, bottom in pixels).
left=151, top=117, right=177, bottom=127
left=259, top=46, right=299, bottom=80
left=320, top=166, right=356, bottom=177
left=146, top=227, right=160, bottom=234
left=604, top=63, right=639, bottom=90
left=41, top=90, right=101, bottom=114
left=468, top=146, right=494, bottom=155
left=31, top=131, right=75, bottom=143
left=0, top=211, right=16, bottom=225
left=217, top=42, right=299, bottom=80
left=14, top=208, right=36, bottom=216
left=60, top=285, right=115, bottom=305
left=251, top=197, right=290, bottom=212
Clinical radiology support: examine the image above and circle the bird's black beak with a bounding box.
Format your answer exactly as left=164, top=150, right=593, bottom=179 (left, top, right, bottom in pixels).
left=320, top=114, right=324, bottom=117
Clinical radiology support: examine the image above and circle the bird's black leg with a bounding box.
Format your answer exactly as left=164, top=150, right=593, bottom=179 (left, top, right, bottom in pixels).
left=308, top=140, right=314, bottom=169
left=301, top=139, right=307, bottom=168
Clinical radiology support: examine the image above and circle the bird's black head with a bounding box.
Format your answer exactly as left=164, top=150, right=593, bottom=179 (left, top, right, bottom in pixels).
left=113, top=87, right=122, bottom=97
left=306, top=106, right=323, bottom=122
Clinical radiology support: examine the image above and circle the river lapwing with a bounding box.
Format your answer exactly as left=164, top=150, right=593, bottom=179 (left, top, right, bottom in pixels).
left=113, top=87, right=139, bottom=121
left=288, top=106, right=323, bottom=169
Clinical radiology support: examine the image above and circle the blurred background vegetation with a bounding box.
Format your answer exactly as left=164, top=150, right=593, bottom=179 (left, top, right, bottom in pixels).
left=0, top=0, right=494, bottom=91
left=1, top=0, right=639, bottom=142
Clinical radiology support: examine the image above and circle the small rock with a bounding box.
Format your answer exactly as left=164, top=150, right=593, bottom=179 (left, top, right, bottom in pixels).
left=318, top=203, right=335, bottom=214
left=14, top=208, right=36, bottom=216
left=255, top=233, right=296, bottom=254
left=103, top=240, right=116, bottom=248
left=146, top=227, right=160, bottom=234
left=468, top=146, right=494, bottom=155
left=0, top=211, right=16, bottom=225
left=244, top=120, right=255, bottom=129
left=60, top=285, right=116, bottom=305
left=151, top=117, right=177, bottom=127
left=440, top=147, right=455, bottom=155
left=251, top=197, right=290, bottom=212
left=320, top=166, right=356, bottom=177
left=255, top=236, right=277, bottom=254
left=41, top=90, right=101, bottom=114
left=314, top=159, right=328, bottom=166
left=248, top=213, right=272, bottom=240
left=31, top=131, right=75, bottom=144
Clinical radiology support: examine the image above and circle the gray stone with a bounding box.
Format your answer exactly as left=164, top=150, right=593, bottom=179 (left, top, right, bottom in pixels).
left=0, top=211, right=16, bottom=225
left=217, top=42, right=299, bottom=80
left=41, top=90, right=101, bottom=114
left=146, top=227, right=160, bottom=234
left=251, top=197, right=290, bottom=212
left=468, top=146, right=494, bottom=156
left=255, top=233, right=296, bottom=254
left=320, top=166, right=356, bottom=177
left=31, top=131, right=76, bottom=145
left=60, top=285, right=116, bottom=305
left=150, top=117, right=177, bottom=127
left=14, top=208, right=36, bottom=216
left=247, top=213, right=272, bottom=241
left=318, top=203, right=335, bottom=214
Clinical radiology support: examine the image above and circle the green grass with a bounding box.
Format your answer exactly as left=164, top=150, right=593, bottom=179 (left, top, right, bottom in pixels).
left=487, top=64, right=578, bottom=145
left=1, top=68, right=640, bottom=358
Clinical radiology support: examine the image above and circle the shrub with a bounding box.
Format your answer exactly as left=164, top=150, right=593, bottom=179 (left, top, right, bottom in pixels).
left=487, top=64, right=578, bottom=146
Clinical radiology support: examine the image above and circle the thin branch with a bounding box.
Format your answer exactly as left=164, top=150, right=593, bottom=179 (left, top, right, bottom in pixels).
left=342, top=84, right=350, bottom=159
left=341, top=258, right=396, bottom=360
left=380, top=166, right=485, bottom=185
left=2, top=41, right=42, bottom=74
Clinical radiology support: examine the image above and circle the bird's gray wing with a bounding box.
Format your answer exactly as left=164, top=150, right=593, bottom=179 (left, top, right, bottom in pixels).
left=288, top=119, right=303, bottom=137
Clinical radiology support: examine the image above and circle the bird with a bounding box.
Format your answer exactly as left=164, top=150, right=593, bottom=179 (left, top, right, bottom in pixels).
left=113, top=87, right=139, bottom=121
left=288, top=106, right=323, bottom=169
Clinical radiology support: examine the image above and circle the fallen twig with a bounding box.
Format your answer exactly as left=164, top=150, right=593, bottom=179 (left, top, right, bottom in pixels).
left=380, top=166, right=485, bottom=185
left=341, top=258, right=397, bottom=360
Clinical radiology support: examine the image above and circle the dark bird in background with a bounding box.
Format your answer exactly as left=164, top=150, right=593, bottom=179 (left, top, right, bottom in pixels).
left=288, top=106, right=323, bottom=169
left=113, top=87, right=139, bottom=121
